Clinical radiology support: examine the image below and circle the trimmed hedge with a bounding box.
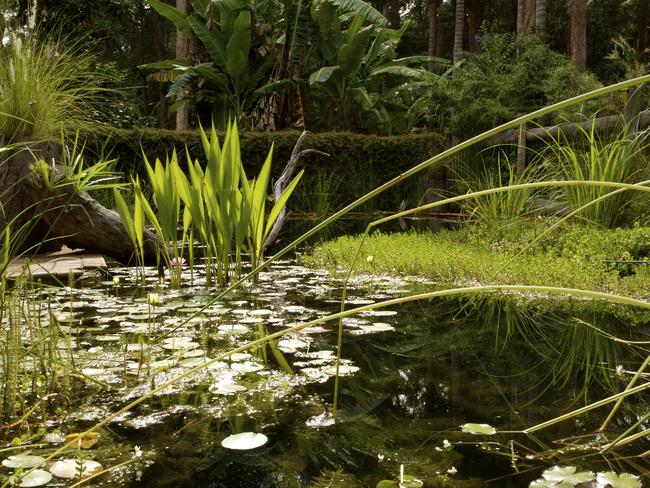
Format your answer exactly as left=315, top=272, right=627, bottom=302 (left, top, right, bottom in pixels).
left=78, top=127, right=448, bottom=213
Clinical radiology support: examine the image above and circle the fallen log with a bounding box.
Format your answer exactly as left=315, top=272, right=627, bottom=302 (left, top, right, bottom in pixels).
left=492, top=109, right=650, bottom=144
left=0, top=140, right=158, bottom=264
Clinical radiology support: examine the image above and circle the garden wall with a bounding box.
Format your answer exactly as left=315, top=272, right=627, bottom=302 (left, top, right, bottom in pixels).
left=79, top=128, right=449, bottom=216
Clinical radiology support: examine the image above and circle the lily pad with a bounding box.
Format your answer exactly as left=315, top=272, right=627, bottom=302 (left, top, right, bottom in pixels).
left=49, top=459, right=102, bottom=478
left=2, top=455, right=46, bottom=468
left=221, top=432, right=268, bottom=450
left=209, top=383, right=248, bottom=395
left=542, top=466, right=594, bottom=485
left=305, top=411, right=336, bottom=429
left=11, top=469, right=52, bottom=487
left=596, top=472, right=640, bottom=488
left=460, top=423, right=497, bottom=435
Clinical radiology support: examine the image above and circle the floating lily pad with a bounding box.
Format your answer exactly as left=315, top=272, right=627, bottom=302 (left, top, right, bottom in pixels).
left=542, top=466, right=594, bottom=485
left=355, top=323, right=395, bottom=334
left=218, top=324, right=249, bottom=335
left=11, top=469, right=52, bottom=487
left=596, top=472, right=640, bottom=488
left=460, top=423, right=497, bottom=435
left=322, top=364, right=360, bottom=376
left=209, top=383, right=248, bottom=395
left=2, top=455, right=46, bottom=468
left=277, top=339, right=308, bottom=350
left=221, top=432, right=268, bottom=450
left=50, top=459, right=102, bottom=478
left=305, top=411, right=335, bottom=429
left=249, top=309, right=273, bottom=316
left=230, top=361, right=265, bottom=373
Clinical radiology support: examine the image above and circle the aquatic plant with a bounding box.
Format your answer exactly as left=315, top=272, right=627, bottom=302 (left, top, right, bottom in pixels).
left=132, top=120, right=304, bottom=286
left=7, top=75, right=650, bottom=486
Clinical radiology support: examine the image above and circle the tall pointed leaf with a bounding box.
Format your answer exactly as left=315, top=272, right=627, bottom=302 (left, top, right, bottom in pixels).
left=226, top=10, right=251, bottom=80
left=187, top=14, right=228, bottom=69
left=327, top=0, right=387, bottom=26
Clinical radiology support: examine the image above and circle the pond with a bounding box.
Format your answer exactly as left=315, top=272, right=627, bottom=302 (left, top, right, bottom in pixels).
left=2, top=261, right=648, bottom=488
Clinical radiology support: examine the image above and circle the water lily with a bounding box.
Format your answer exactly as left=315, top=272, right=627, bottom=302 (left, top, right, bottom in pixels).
left=148, top=293, right=159, bottom=306
left=171, top=256, right=186, bottom=268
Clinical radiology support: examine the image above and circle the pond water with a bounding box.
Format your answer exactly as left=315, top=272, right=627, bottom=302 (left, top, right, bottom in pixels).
left=3, top=261, right=649, bottom=487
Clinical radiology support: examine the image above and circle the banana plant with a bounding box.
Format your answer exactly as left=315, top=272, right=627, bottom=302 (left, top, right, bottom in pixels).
left=307, top=12, right=442, bottom=132
left=144, top=0, right=275, bottom=126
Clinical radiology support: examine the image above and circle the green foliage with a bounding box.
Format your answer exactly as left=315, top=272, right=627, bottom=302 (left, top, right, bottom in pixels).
left=538, top=122, right=650, bottom=228
left=0, top=31, right=104, bottom=140
left=304, top=222, right=650, bottom=298
left=443, top=34, right=601, bottom=137
left=130, top=121, right=303, bottom=285
left=77, top=128, right=446, bottom=216
left=144, top=0, right=274, bottom=126
left=453, top=153, right=538, bottom=230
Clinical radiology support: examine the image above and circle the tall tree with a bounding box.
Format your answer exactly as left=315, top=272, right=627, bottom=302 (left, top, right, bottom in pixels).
left=175, top=0, right=190, bottom=131
left=453, top=0, right=465, bottom=63
left=428, top=0, right=441, bottom=71
left=467, top=0, right=485, bottom=52
left=638, top=0, right=649, bottom=53
left=535, top=0, right=546, bottom=38
left=570, top=0, right=587, bottom=73
left=516, top=0, right=524, bottom=33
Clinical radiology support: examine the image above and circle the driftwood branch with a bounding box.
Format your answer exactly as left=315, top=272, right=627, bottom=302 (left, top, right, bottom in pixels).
left=1, top=141, right=158, bottom=264
left=493, top=109, right=650, bottom=144
left=263, top=131, right=329, bottom=250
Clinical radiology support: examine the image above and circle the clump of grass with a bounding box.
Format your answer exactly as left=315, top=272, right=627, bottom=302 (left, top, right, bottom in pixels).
left=538, top=121, right=650, bottom=228
left=0, top=30, right=103, bottom=141
left=452, top=151, right=539, bottom=230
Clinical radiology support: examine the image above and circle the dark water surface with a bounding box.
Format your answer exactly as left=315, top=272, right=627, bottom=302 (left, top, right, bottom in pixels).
left=17, top=262, right=650, bottom=487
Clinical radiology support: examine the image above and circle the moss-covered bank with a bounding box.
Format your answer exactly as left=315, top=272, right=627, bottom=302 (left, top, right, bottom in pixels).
left=303, top=221, right=650, bottom=299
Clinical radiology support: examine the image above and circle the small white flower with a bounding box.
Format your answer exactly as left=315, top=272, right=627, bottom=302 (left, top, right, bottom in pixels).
left=113, top=276, right=120, bottom=285
left=377, top=454, right=384, bottom=462
left=133, top=446, right=143, bottom=458
left=366, top=255, right=374, bottom=264
left=148, top=293, right=159, bottom=306
left=615, top=365, right=624, bottom=376
left=447, top=467, right=457, bottom=475
left=442, top=439, right=451, bottom=449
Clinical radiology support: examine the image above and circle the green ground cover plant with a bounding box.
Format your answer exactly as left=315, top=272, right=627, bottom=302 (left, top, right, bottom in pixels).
left=303, top=222, right=650, bottom=299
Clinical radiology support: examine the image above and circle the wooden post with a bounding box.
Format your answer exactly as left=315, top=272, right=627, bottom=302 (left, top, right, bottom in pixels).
left=516, top=121, right=527, bottom=175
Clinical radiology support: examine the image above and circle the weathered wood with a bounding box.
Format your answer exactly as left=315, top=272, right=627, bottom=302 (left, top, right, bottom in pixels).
left=493, top=109, right=650, bottom=144
left=1, top=141, right=158, bottom=264
left=6, top=246, right=106, bottom=280
left=263, top=131, right=329, bottom=250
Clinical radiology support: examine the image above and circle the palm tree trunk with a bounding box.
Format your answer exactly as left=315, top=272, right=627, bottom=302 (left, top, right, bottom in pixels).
left=516, top=0, right=524, bottom=33
left=570, top=0, right=588, bottom=73
left=428, top=0, right=441, bottom=72
left=453, top=0, right=465, bottom=64
left=638, top=0, right=649, bottom=52
left=175, top=0, right=190, bottom=131
left=536, top=0, right=546, bottom=38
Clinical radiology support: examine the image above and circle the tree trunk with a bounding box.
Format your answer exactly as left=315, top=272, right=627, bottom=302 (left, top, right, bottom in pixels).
left=453, top=0, right=465, bottom=64
left=0, top=142, right=158, bottom=264
left=522, top=0, right=536, bottom=34
left=516, top=0, right=524, bottom=34
left=428, top=0, right=441, bottom=72
left=570, top=0, right=587, bottom=73
left=638, top=0, right=649, bottom=53
left=175, top=0, right=191, bottom=131
left=535, top=0, right=546, bottom=38
left=467, top=0, right=485, bottom=52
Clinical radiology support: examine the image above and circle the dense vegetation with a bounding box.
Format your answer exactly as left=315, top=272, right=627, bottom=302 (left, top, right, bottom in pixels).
left=0, top=0, right=650, bottom=487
